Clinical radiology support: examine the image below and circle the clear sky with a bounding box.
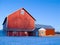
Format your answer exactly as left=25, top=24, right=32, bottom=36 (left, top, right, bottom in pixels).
left=0, top=0, right=60, bottom=32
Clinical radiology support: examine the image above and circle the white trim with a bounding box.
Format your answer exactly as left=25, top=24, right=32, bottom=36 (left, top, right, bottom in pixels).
left=38, top=28, right=46, bottom=31
left=21, top=10, right=24, bottom=15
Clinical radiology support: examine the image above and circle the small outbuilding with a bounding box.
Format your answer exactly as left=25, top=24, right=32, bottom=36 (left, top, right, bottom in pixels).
left=38, top=28, right=46, bottom=36
left=35, top=24, right=55, bottom=36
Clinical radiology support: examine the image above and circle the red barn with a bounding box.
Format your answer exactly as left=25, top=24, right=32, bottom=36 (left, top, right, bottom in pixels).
left=3, top=8, right=36, bottom=36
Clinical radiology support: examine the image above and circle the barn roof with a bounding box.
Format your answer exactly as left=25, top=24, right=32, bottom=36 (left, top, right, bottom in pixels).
left=34, top=24, right=55, bottom=31
left=35, top=24, right=54, bottom=29
left=22, top=8, right=36, bottom=21
left=2, top=8, right=36, bottom=25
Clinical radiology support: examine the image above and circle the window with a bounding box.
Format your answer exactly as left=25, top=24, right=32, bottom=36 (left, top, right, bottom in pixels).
left=21, top=10, right=24, bottom=15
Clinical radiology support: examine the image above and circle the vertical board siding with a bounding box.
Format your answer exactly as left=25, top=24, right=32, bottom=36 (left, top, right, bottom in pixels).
left=7, top=31, right=13, bottom=36
left=8, top=9, right=35, bottom=31
left=8, top=31, right=29, bottom=36
left=46, top=29, right=55, bottom=35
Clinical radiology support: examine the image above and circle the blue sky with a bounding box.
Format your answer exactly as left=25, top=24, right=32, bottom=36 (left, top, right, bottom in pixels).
left=0, top=0, right=60, bottom=32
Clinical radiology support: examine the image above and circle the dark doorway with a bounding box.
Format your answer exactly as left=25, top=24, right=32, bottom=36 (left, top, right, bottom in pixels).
left=28, top=31, right=36, bottom=36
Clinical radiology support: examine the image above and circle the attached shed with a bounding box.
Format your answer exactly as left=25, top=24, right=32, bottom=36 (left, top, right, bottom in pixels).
left=35, top=24, right=55, bottom=36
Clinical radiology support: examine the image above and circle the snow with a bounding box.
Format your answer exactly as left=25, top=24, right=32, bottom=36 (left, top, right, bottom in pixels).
left=0, top=36, right=60, bottom=45
left=0, top=30, right=60, bottom=45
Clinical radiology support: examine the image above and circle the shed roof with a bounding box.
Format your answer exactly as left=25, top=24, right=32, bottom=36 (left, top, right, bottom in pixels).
left=38, top=28, right=46, bottom=31
left=35, top=24, right=54, bottom=29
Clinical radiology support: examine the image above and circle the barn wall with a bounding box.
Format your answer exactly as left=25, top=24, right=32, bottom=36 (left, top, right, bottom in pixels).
left=7, top=9, right=35, bottom=31
left=7, top=31, right=13, bottom=36
left=46, top=29, right=55, bottom=35
left=3, top=20, right=8, bottom=36
left=7, top=31, right=29, bottom=36
left=3, top=20, right=7, bottom=31
left=34, top=28, right=39, bottom=36
left=7, top=31, right=37, bottom=36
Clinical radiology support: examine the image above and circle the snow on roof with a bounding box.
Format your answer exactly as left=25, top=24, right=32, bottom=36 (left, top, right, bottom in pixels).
left=35, top=24, right=54, bottom=29
left=38, top=28, right=46, bottom=31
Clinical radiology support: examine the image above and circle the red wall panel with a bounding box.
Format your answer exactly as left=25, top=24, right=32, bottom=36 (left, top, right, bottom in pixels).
left=7, top=31, right=29, bottom=36
left=7, top=31, right=13, bottom=36
left=7, top=9, right=35, bottom=31
left=46, top=29, right=55, bottom=35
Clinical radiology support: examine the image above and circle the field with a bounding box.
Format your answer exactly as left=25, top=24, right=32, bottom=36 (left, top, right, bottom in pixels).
left=0, top=30, right=60, bottom=45
left=0, top=36, right=60, bottom=45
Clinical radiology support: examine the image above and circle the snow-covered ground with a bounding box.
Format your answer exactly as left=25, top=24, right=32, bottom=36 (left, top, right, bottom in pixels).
left=0, top=30, right=60, bottom=45
left=0, top=36, right=60, bottom=45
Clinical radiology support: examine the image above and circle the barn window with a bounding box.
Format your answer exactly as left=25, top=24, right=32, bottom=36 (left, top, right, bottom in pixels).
left=21, top=10, right=24, bottom=15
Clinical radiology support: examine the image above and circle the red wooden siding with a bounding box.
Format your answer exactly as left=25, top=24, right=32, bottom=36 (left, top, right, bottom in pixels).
left=17, top=32, right=28, bottom=36
left=7, top=31, right=13, bottom=36
left=7, top=31, right=29, bottom=36
left=7, top=8, right=35, bottom=31
left=46, top=29, right=55, bottom=35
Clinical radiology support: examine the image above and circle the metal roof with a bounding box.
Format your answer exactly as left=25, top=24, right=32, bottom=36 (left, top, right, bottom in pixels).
left=35, top=24, right=54, bottom=29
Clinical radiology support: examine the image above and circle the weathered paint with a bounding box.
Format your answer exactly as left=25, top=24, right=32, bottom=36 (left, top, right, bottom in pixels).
left=7, top=31, right=28, bottom=36
left=7, top=31, right=36, bottom=36
left=7, top=31, right=13, bottom=36
left=7, top=8, right=35, bottom=31
left=46, top=29, right=55, bottom=35
left=38, top=30, right=46, bottom=36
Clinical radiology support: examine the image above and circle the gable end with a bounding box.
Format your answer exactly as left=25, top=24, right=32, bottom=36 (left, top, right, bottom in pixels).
left=22, top=8, right=36, bottom=21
